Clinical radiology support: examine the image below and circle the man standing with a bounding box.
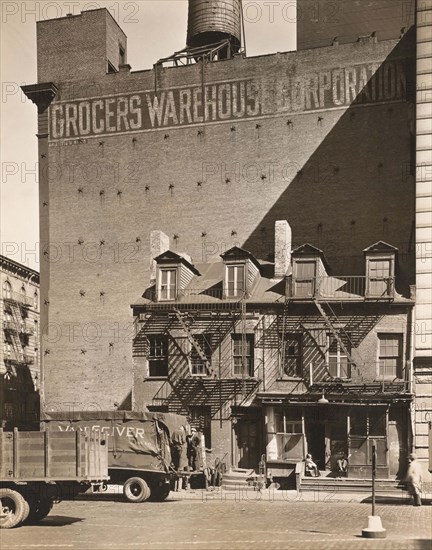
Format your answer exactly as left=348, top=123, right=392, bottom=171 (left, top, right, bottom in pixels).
left=406, top=453, right=423, bottom=506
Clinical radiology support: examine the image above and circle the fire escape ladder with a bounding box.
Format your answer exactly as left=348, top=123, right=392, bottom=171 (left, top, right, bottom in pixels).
left=312, top=298, right=357, bottom=368
left=173, top=309, right=213, bottom=377
left=6, top=301, right=25, bottom=361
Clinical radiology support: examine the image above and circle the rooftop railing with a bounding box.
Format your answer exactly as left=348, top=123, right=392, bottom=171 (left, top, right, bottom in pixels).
left=288, top=276, right=395, bottom=301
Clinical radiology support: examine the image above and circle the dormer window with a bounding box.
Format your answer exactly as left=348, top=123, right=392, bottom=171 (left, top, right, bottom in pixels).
left=293, top=260, right=317, bottom=298
left=364, top=242, right=396, bottom=299
left=220, top=247, right=260, bottom=299
left=290, top=244, right=330, bottom=299
left=159, top=268, right=177, bottom=301
left=154, top=250, right=200, bottom=302
left=226, top=264, right=245, bottom=297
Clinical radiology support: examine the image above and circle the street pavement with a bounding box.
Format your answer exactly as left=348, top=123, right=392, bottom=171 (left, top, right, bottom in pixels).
left=1, top=491, right=431, bottom=550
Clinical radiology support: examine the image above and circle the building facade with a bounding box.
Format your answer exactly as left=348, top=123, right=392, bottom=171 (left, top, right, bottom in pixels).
left=132, top=225, right=414, bottom=482
left=20, top=0, right=431, bottom=478
left=0, top=255, right=40, bottom=429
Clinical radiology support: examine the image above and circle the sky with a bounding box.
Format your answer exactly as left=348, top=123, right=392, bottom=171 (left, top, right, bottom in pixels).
left=0, top=0, right=297, bottom=270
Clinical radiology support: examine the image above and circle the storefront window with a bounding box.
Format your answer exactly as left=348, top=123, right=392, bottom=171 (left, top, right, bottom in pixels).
left=267, top=407, right=304, bottom=461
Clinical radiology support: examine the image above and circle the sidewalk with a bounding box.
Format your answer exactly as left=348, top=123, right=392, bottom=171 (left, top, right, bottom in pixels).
left=168, top=485, right=432, bottom=505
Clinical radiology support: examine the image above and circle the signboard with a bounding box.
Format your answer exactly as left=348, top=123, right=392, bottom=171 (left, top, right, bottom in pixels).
left=49, top=60, right=408, bottom=140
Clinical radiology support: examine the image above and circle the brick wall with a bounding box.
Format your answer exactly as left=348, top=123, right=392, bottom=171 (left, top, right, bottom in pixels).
left=34, top=10, right=416, bottom=411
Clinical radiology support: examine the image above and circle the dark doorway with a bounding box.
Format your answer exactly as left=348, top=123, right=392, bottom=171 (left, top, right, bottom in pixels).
left=234, top=412, right=261, bottom=470
left=306, top=422, right=326, bottom=470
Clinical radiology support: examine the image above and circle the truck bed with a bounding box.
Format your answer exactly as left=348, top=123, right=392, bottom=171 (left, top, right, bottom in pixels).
left=0, top=428, right=108, bottom=483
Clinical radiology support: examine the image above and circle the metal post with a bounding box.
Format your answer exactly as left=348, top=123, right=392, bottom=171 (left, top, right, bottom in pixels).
left=371, top=440, right=377, bottom=517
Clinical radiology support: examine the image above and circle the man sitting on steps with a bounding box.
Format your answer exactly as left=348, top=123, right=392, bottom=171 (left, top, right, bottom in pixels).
left=305, top=454, right=321, bottom=477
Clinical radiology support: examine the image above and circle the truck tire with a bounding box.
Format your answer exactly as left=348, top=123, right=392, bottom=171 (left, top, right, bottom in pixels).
left=26, top=498, right=53, bottom=523
left=0, top=489, right=27, bottom=529
left=123, top=477, right=151, bottom=503
left=150, top=486, right=170, bottom=502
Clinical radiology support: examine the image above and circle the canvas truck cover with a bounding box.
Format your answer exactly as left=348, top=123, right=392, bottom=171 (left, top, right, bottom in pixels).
left=41, top=410, right=188, bottom=473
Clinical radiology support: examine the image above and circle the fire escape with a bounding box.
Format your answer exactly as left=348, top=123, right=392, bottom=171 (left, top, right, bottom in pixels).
left=3, top=292, right=34, bottom=376
left=134, top=292, right=260, bottom=420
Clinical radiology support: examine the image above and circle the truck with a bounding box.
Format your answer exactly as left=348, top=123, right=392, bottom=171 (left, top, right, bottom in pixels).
left=42, top=409, right=188, bottom=503
left=0, top=427, right=108, bottom=529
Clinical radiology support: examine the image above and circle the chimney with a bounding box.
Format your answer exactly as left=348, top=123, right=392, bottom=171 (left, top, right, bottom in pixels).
left=150, top=230, right=170, bottom=281
left=274, top=220, right=292, bottom=278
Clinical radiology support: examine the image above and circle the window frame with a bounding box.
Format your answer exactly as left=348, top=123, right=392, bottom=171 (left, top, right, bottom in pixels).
left=327, top=334, right=351, bottom=379
left=190, top=333, right=212, bottom=377
left=225, top=263, right=246, bottom=298
left=293, top=259, right=317, bottom=298
left=366, top=256, right=394, bottom=298
left=3, top=280, right=12, bottom=299
left=377, top=333, right=403, bottom=379
left=231, top=333, right=254, bottom=377
left=158, top=267, right=178, bottom=301
left=147, top=335, right=169, bottom=378
left=281, top=333, right=302, bottom=378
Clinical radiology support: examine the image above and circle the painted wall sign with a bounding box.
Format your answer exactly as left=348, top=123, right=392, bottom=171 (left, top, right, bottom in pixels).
left=49, top=60, right=407, bottom=140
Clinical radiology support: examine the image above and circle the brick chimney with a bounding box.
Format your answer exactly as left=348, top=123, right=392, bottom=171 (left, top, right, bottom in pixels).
left=274, top=220, right=292, bottom=278
left=150, top=230, right=170, bottom=281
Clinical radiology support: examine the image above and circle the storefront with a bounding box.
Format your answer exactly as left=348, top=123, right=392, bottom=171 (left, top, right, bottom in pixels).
left=259, top=392, right=411, bottom=481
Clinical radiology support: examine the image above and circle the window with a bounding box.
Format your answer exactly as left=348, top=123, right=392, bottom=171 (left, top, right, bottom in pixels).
left=327, top=335, right=351, bottom=378
left=148, top=336, right=168, bottom=377
left=119, top=46, right=125, bottom=65
left=367, top=259, right=392, bottom=297
left=293, top=260, right=316, bottom=297
left=33, top=290, right=38, bottom=309
left=282, top=334, right=302, bottom=377
left=107, top=60, right=117, bottom=74
left=190, top=334, right=212, bottom=376
left=232, top=334, right=254, bottom=377
left=226, top=264, right=245, bottom=297
left=3, top=280, right=12, bottom=299
left=378, top=334, right=402, bottom=379
left=269, top=408, right=304, bottom=461
left=4, top=341, right=12, bottom=356
left=159, top=268, right=177, bottom=301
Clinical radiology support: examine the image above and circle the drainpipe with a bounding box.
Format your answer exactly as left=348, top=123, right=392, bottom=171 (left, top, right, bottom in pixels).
left=409, top=303, right=416, bottom=453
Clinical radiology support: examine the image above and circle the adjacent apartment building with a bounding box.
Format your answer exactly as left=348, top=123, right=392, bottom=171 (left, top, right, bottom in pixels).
left=0, top=255, right=40, bottom=429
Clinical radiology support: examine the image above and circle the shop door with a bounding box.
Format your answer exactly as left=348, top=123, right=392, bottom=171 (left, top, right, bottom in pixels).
left=235, top=417, right=260, bottom=469
left=307, top=423, right=326, bottom=470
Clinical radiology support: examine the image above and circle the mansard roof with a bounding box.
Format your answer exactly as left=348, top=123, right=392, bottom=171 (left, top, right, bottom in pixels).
left=220, top=246, right=261, bottom=271
left=154, top=250, right=201, bottom=275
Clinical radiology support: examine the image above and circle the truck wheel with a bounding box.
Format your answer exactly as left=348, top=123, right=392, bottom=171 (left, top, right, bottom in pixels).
left=26, top=498, right=53, bottom=523
left=0, top=489, right=26, bottom=529
left=150, top=486, right=170, bottom=502
left=123, top=477, right=151, bottom=503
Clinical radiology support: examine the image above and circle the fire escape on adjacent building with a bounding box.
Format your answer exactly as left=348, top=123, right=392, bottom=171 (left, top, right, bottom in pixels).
left=3, top=287, right=35, bottom=376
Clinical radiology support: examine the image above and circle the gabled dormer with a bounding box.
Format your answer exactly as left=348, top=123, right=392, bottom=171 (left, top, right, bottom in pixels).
left=154, top=250, right=200, bottom=301
left=364, top=241, right=397, bottom=299
left=220, top=247, right=261, bottom=299
left=290, top=244, right=330, bottom=298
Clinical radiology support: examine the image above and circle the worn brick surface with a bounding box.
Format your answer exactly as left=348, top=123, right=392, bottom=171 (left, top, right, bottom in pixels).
left=34, top=10, right=416, bottom=412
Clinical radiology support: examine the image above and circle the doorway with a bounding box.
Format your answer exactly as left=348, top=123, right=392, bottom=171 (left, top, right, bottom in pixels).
left=234, top=412, right=261, bottom=469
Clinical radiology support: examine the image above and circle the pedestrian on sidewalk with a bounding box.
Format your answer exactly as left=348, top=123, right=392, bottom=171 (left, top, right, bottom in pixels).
left=405, top=453, right=423, bottom=506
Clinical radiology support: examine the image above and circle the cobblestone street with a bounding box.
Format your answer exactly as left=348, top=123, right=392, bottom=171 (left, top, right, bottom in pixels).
left=2, top=495, right=431, bottom=550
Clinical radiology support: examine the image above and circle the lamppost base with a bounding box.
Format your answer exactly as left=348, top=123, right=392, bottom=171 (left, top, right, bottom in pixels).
left=362, top=516, right=387, bottom=539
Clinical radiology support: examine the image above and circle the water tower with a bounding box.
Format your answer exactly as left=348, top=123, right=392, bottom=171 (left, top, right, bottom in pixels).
left=187, top=0, right=242, bottom=59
